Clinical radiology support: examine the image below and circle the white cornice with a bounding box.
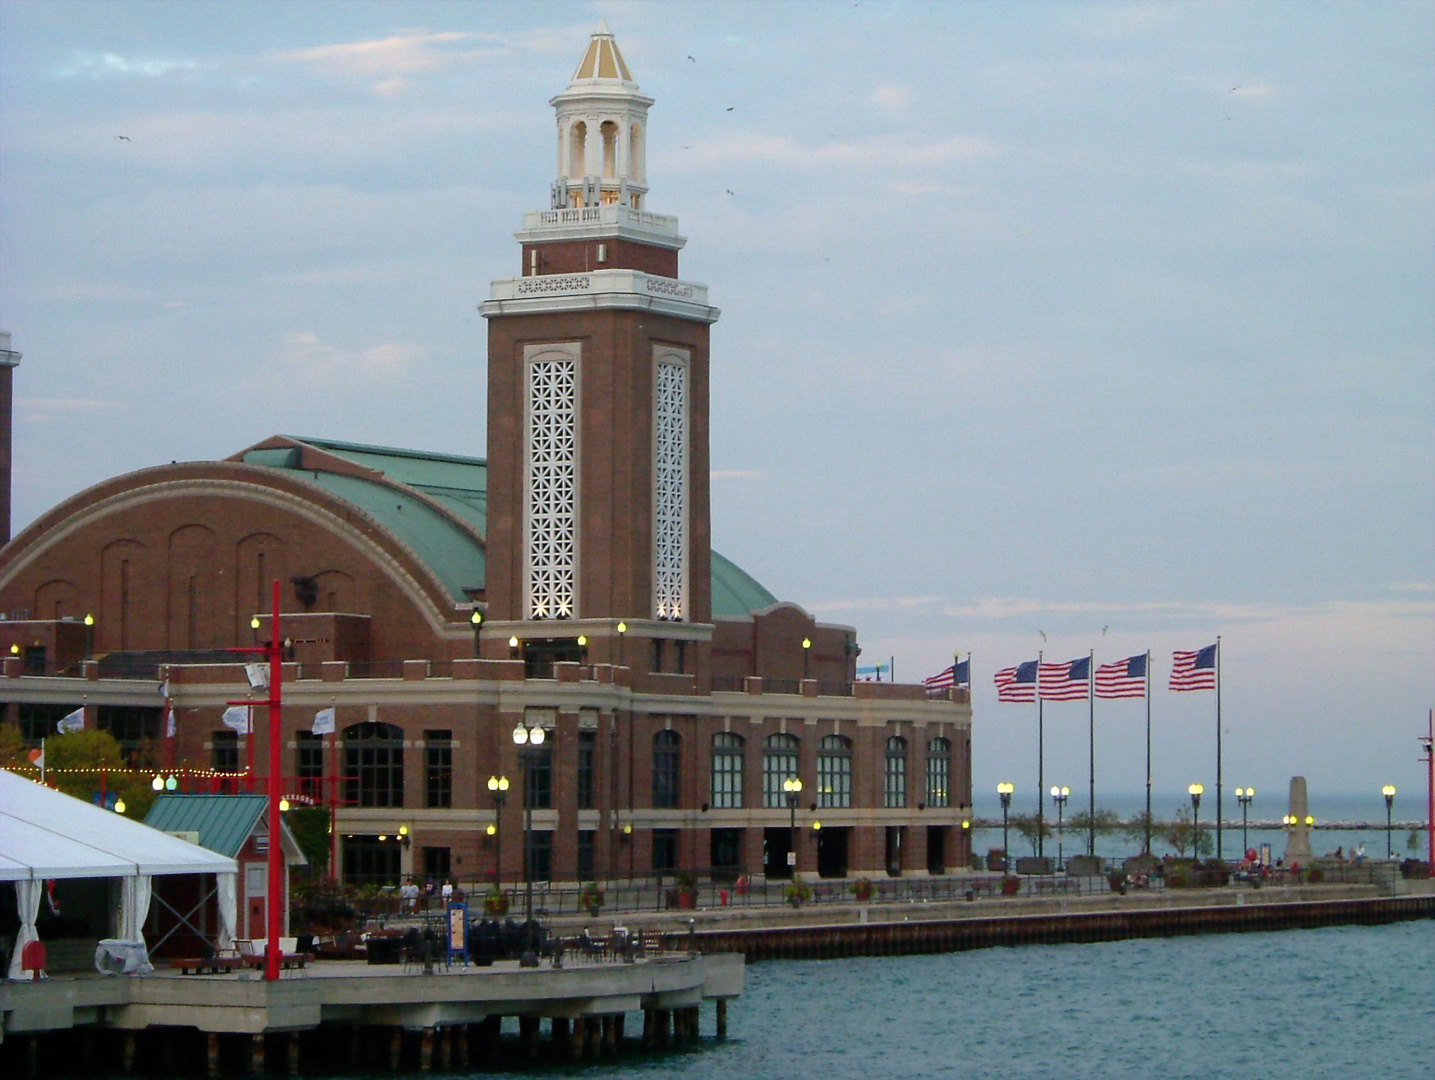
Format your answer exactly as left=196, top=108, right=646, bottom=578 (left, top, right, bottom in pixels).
left=516, top=206, right=685, bottom=249
left=481, top=269, right=719, bottom=324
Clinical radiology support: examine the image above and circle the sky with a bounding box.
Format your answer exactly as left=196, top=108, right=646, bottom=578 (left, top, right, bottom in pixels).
left=1, top=0, right=1431, bottom=822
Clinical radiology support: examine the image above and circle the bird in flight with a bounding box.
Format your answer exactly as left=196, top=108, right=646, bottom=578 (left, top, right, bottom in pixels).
left=687, top=55, right=695, bottom=62
left=725, top=106, right=733, bottom=112
left=116, top=135, right=131, bottom=141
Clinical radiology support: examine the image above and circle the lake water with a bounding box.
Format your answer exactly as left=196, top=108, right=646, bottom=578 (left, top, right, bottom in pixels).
left=552, top=920, right=1432, bottom=1080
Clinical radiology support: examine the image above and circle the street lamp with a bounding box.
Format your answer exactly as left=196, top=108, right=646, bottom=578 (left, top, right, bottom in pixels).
left=470, top=609, right=483, bottom=655
left=997, top=782, right=1014, bottom=870
left=512, top=722, right=547, bottom=967
left=1188, top=784, right=1205, bottom=859
left=486, top=775, right=509, bottom=888
left=1050, top=785, right=1070, bottom=869
left=1235, top=787, right=1254, bottom=855
left=802, top=637, right=812, bottom=680
left=783, top=777, right=803, bottom=878
left=1382, top=785, right=1397, bottom=858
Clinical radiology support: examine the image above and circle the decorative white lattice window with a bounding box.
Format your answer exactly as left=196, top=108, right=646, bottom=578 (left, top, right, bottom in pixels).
left=653, top=351, right=688, bottom=619
left=524, top=345, right=579, bottom=619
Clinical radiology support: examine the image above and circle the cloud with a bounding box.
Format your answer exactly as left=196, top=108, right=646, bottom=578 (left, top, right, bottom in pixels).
left=271, top=331, right=425, bottom=388
left=712, top=469, right=762, bottom=481
left=272, top=31, right=481, bottom=78
left=672, top=132, right=998, bottom=171
left=870, top=85, right=912, bottom=112
left=17, top=397, right=129, bottom=424
left=56, top=52, right=203, bottom=79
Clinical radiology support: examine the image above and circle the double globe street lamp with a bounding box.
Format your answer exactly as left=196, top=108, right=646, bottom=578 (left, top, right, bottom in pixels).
left=1235, top=786, right=1255, bottom=855
left=1050, top=785, right=1070, bottom=869
left=783, top=777, right=803, bottom=878
left=510, top=720, right=542, bottom=963
left=1188, top=783, right=1205, bottom=858
left=486, top=775, right=509, bottom=889
left=996, top=782, right=1015, bottom=871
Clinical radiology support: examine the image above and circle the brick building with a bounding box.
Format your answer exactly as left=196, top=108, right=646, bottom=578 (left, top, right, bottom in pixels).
left=0, top=27, right=972, bottom=888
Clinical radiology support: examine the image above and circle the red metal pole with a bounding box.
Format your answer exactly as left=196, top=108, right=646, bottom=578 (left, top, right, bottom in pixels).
left=1425, top=709, right=1433, bottom=880
left=264, top=579, right=283, bottom=981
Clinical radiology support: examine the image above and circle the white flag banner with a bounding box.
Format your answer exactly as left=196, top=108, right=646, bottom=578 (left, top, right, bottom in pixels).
left=312, top=707, right=336, bottom=736
left=158, top=679, right=170, bottom=699
left=221, top=705, right=251, bottom=734
left=165, top=705, right=177, bottom=739
left=56, top=707, right=85, bottom=734
left=245, top=664, right=268, bottom=690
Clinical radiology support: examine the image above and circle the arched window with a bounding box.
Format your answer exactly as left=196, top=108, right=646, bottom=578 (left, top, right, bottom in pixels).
left=601, top=120, right=618, bottom=179
left=763, top=733, right=800, bottom=808
left=711, top=732, right=744, bottom=809
left=926, top=737, right=951, bottom=808
left=344, top=721, right=405, bottom=808
left=817, top=735, right=853, bottom=809
left=653, top=729, right=681, bottom=809
left=884, top=736, right=908, bottom=809
left=569, top=121, right=587, bottom=178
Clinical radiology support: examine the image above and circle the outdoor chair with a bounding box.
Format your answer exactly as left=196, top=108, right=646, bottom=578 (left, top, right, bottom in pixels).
left=21, top=939, right=47, bottom=981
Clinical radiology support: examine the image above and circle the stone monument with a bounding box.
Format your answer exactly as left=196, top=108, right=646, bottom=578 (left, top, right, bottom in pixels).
left=1283, top=776, right=1315, bottom=867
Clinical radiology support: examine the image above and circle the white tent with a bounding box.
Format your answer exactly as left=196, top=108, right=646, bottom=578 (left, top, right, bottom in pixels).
left=1, top=769, right=237, bottom=979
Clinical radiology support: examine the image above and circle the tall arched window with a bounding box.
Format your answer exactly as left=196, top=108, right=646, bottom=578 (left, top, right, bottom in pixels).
left=653, top=729, right=681, bottom=809
left=884, top=736, right=908, bottom=809
left=344, top=721, right=405, bottom=808
left=817, top=735, right=853, bottom=809
left=569, top=121, right=587, bottom=179
left=711, top=732, right=744, bottom=809
left=926, top=737, right=951, bottom=808
left=763, top=733, right=800, bottom=808
left=601, top=120, right=618, bottom=179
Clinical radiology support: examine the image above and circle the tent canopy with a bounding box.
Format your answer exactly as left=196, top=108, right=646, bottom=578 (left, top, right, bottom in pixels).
left=0, top=769, right=237, bottom=881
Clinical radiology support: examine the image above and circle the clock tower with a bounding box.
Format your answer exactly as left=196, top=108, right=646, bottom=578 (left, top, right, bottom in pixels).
left=481, top=25, right=719, bottom=678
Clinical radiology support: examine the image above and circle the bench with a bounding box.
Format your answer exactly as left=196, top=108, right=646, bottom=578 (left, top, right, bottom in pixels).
left=171, top=956, right=244, bottom=975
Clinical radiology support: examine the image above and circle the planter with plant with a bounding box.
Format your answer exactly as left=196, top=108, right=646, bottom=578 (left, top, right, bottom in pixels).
left=580, top=881, right=605, bottom=916
left=850, top=878, right=874, bottom=902
left=785, top=881, right=813, bottom=907
left=1000, top=875, right=1021, bottom=896
left=483, top=886, right=511, bottom=916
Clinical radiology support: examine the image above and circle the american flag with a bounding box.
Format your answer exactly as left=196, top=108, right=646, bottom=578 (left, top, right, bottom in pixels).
left=1170, top=644, right=1218, bottom=691
left=1096, top=653, right=1148, bottom=698
left=995, top=660, right=1038, bottom=702
left=1039, top=657, right=1091, bottom=700
left=924, top=658, right=970, bottom=689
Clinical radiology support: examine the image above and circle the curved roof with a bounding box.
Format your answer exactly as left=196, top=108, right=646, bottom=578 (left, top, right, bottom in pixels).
left=240, top=436, right=776, bottom=617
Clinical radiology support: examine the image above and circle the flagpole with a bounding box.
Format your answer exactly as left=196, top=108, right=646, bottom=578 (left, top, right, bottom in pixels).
left=1144, top=650, right=1152, bottom=854
left=1087, top=647, right=1095, bottom=857
left=1036, top=650, right=1044, bottom=862
left=1215, top=635, right=1223, bottom=862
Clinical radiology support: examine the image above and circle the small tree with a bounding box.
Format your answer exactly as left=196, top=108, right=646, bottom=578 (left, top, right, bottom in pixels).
left=1163, top=807, right=1213, bottom=859
left=1122, top=810, right=1159, bottom=854
left=1010, top=813, right=1052, bottom=857
left=285, top=806, right=333, bottom=877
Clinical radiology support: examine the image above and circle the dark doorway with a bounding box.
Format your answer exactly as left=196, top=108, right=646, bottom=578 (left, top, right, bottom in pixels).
left=816, top=826, right=849, bottom=878
left=926, top=825, right=948, bottom=875
left=710, top=828, right=742, bottom=881
left=763, top=827, right=793, bottom=879
left=885, top=825, right=905, bottom=876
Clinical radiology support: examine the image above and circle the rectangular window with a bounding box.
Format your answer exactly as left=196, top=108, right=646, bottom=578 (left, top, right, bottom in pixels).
left=653, top=828, right=679, bottom=873
left=99, top=705, right=162, bottom=764
left=422, top=846, right=451, bottom=882
left=710, top=733, right=744, bottom=809
left=296, top=731, right=324, bottom=800
left=577, top=729, right=596, bottom=810
left=528, top=830, right=553, bottom=882
left=763, top=736, right=800, bottom=808
left=425, top=729, right=453, bottom=809
left=817, top=743, right=853, bottom=809
left=524, top=748, right=553, bottom=810
left=577, top=830, right=595, bottom=877
left=885, top=739, right=908, bottom=809
left=213, top=730, right=239, bottom=772
left=926, top=738, right=951, bottom=809
left=652, top=730, right=680, bottom=809
left=16, top=703, right=69, bottom=744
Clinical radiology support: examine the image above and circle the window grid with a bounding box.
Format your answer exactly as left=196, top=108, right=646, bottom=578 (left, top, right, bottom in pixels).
left=763, top=733, right=800, bottom=808
left=653, top=729, right=681, bottom=809
left=817, top=735, right=852, bottom=809
left=425, top=730, right=452, bottom=809
left=344, top=722, right=405, bottom=809
left=576, top=730, right=596, bottom=809
left=710, top=732, right=744, bottom=809
left=296, top=731, right=324, bottom=800
left=653, top=357, right=688, bottom=619
left=884, top=736, right=908, bottom=809
left=926, top=737, right=951, bottom=808
left=525, top=354, right=578, bottom=619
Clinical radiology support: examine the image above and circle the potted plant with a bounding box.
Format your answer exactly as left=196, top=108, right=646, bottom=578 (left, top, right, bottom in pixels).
left=1107, top=871, right=1128, bottom=895
left=580, top=881, right=605, bottom=916
left=850, top=878, right=874, bottom=902
left=483, top=886, right=511, bottom=916
left=1000, top=875, right=1021, bottom=897
left=785, top=881, right=813, bottom=907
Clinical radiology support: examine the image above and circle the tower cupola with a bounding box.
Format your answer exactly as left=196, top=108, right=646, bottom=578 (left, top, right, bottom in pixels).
left=549, top=22, right=653, bottom=211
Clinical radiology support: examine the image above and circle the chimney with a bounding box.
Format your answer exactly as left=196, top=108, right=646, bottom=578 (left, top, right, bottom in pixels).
left=0, top=331, right=21, bottom=546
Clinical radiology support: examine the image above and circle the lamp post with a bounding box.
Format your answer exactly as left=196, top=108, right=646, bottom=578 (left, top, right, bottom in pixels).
left=1050, top=785, right=1069, bottom=869
left=83, top=613, right=94, bottom=662
left=1382, top=785, right=1397, bottom=858
left=1188, top=784, right=1204, bottom=859
left=512, top=722, right=546, bottom=967
left=997, top=782, right=1014, bottom=870
left=1235, top=787, right=1254, bottom=855
left=486, top=775, right=509, bottom=889
left=470, top=609, right=483, bottom=656
left=802, top=637, right=812, bottom=681
left=783, top=777, right=803, bottom=878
